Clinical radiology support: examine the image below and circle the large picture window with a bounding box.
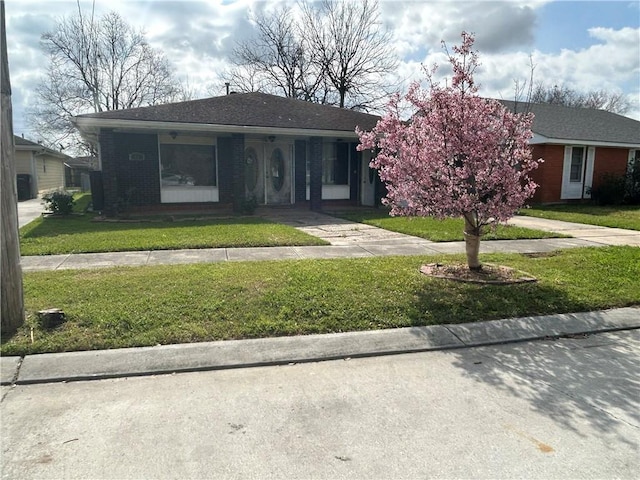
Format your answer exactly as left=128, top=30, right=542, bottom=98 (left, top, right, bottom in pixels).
left=160, top=144, right=216, bottom=187
left=322, top=142, right=349, bottom=185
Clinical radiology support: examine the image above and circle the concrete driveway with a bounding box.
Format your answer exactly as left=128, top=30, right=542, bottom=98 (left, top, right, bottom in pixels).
left=17, top=197, right=45, bottom=228
left=2, top=329, right=638, bottom=479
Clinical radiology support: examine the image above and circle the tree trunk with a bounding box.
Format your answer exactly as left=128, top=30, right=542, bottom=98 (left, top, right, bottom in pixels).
left=463, top=214, right=482, bottom=271
left=1, top=0, right=25, bottom=334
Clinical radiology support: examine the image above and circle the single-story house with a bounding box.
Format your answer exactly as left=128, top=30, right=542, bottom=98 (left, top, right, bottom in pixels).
left=73, top=92, right=640, bottom=214
left=73, top=92, right=381, bottom=215
left=14, top=135, right=69, bottom=200
left=501, top=100, right=640, bottom=203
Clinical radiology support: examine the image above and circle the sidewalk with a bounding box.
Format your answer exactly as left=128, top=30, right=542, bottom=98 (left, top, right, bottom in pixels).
left=2, top=307, right=638, bottom=385
left=19, top=209, right=640, bottom=271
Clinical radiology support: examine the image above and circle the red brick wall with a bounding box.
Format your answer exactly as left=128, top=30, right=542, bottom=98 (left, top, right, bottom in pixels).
left=591, top=147, right=629, bottom=190
left=529, top=144, right=564, bottom=203
left=528, top=144, right=631, bottom=203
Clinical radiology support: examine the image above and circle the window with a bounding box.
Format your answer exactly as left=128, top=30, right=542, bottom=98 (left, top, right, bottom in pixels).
left=322, top=142, right=349, bottom=185
left=570, top=147, right=585, bottom=183
left=160, top=144, right=216, bottom=187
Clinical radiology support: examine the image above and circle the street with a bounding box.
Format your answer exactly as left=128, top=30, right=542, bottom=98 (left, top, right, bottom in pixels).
left=2, top=329, right=639, bottom=479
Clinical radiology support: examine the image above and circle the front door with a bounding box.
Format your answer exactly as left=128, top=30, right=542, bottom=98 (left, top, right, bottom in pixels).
left=244, top=143, right=292, bottom=205
left=265, top=144, right=292, bottom=205
left=561, top=145, right=595, bottom=199
left=361, top=150, right=375, bottom=206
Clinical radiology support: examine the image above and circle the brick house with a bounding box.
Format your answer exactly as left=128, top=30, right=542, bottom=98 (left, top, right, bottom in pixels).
left=73, top=92, right=381, bottom=215
left=501, top=101, right=640, bottom=203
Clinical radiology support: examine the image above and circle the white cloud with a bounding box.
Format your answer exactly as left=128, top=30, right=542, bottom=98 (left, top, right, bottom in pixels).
left=5, top=0, right=639, bottom=141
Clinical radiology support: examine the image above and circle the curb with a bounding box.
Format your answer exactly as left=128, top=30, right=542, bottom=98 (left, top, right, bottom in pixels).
left=2, top=307, right=639, bottom=386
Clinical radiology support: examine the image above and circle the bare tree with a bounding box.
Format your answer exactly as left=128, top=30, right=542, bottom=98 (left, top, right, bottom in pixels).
left=224, top=6, right=327, bottom=102
left=301, top=0, right=398, bottom=110
left=1, top=0, right=25, bottom=334
left=530, top=82, right=631, bottom=114
left=28, top=5, right=185, bottom=154
left=224, top=0, right=398, bottom=110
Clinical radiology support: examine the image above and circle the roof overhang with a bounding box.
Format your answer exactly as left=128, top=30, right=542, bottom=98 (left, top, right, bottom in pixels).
left=531, top=133, right=640, bottom=149
left=15, top=144, right=70, bottom=159
left=73, top=117, right=363, bottom=143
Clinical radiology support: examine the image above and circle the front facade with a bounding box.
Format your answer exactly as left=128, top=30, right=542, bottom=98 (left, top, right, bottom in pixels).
left=501, top=101, right=640, bottom=203
left=14, top=136, right=68, bottom=200
left=74, top=93, right=381, bottom=215
left=76, top=94, right=640, bottom=213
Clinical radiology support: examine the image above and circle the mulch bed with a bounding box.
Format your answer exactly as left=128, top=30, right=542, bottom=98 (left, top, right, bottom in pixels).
left=420, top=263, right=537, bottom=285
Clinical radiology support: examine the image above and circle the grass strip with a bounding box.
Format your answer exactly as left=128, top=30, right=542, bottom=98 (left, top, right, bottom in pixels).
left=3, top=246, right=638, bottom=355
left=520, top=205, right=640, bottom=231
left=332, top=210, right=564, bottom=242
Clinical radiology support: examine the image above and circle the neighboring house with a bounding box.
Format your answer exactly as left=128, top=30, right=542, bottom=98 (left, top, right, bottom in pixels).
left=501, top=101, right=640, bottom=203
left=73, top=92, right=381, bottom=215
left=14, top=136, right=69, bottom=200
left=65, top=156, right=96, bottom=191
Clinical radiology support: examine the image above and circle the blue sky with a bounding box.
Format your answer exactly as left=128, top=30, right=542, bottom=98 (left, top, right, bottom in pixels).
left=4, top=0, right=640, bottom=144
left=535, top=1, right=639, bottom=52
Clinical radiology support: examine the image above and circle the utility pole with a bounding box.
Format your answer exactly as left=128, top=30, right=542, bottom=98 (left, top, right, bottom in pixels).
left=1, top=0, right=25, bottom=333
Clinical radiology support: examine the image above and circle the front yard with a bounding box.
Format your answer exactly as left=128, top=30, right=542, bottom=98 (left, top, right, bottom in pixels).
left=20, top=214, right=328, bottom=255
left=2, top=246, right=638, bottom=356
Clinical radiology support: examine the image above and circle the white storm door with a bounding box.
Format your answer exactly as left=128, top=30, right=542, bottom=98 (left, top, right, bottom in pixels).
left=561, top=146, right=594, bottom=199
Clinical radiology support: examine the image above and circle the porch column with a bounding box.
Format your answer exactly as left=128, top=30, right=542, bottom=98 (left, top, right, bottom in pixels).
left=309, top=137, right=323, bottom=211
left=294, top=140, right=307, bottom=203
left=98, top=129, right=118, bottom=217
left=231, top=133, right=245, bottom=213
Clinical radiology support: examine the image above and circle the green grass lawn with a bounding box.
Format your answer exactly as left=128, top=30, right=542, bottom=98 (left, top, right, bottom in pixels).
left=20, top=214, right=328, bottom=255
left=520, top=204, right=640, bottom=231
left=333, top=210, right=565, bottom=242
left=2, top=246, right=638, bottom=356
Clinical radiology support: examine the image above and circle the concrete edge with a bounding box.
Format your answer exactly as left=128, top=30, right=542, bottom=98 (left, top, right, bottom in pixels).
left=0, top=356, right=22, bottom=386
left=6, top=307, right=640, bottom=385
left=444, top=306, right=640, bottom=347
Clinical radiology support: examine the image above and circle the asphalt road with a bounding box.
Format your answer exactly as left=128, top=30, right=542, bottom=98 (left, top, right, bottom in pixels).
left=2, top=329, right=639, bottom=480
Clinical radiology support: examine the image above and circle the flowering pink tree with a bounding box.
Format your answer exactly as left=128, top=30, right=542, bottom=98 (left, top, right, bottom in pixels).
left=357, top=32, right=540, bottom=270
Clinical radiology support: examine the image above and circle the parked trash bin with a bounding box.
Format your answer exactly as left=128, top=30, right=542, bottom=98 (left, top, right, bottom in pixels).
left=17, top=174, right=32, bottom=201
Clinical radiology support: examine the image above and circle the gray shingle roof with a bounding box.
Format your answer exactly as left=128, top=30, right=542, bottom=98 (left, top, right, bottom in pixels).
left=76, top=92, right=380, bottom=133
left=14, top=135, right=70, bottom=158
left=500, top=100, right=640, bottom=145
left=14, top=136, right=41, bottom=147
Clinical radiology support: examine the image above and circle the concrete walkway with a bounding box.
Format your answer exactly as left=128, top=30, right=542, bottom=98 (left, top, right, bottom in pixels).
left=19, top=209, right=639, bottom=271
left=508, top=215, right=640, bottom=246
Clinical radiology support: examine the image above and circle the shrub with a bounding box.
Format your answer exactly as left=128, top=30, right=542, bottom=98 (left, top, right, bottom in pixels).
left=588, top=174, right=626, bottom=205
left=240, top=195, right=258, bottom=215
left=42, top=189, right=75, bottom=215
